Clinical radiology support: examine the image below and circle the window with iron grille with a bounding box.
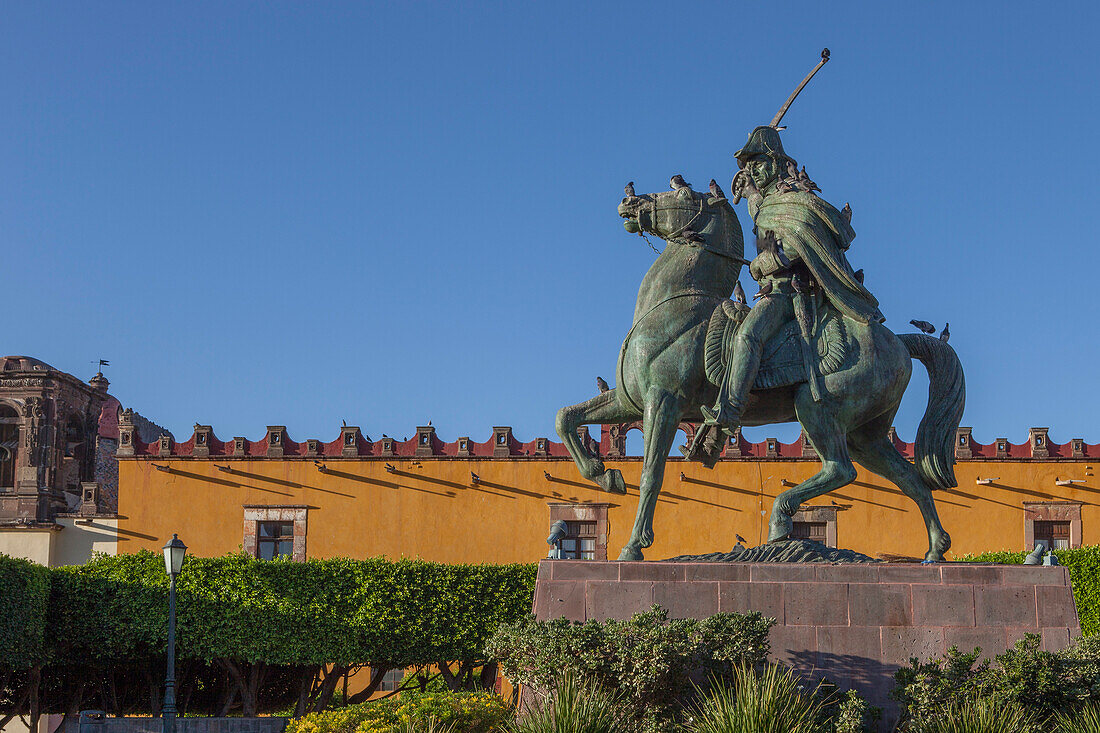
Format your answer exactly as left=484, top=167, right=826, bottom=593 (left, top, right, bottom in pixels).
left=791, top=521, right=828, bottom=543
left=559, top=520, right=598, bottom=560
left=257, top=521, right=294, bottom=560
left=1034, top=520, right=1071, bottom=551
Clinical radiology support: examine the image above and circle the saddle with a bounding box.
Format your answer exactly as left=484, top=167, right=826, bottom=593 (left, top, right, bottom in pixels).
left=702, top=296, right=851, bottom=393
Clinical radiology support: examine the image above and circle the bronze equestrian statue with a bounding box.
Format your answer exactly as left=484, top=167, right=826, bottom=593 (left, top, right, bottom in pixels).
left=554, top=52, right=964, bottom=563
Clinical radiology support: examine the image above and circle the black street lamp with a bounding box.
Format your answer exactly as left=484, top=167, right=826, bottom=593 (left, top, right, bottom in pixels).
left=162, top=534, right=187, bottom=733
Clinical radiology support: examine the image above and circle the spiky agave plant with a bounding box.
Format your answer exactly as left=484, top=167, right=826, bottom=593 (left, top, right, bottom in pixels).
left=906, top=697, right=1036, bottom=733
left=686, top=663, right=824, bottom=733
left=511, top=674, right=621, bottom=733
left=1055, top=703, right=1100, bottom=733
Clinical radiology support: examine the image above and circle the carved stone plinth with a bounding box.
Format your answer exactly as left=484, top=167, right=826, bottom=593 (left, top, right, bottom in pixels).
left=534, top=560, right=1079, bottom=731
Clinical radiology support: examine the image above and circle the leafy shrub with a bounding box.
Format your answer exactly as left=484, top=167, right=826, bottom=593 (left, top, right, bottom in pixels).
left=488, top=606, right=774, bottom=733
left=893, top=633, right=1100, bottom=730
left=686, top=663, right=824, bottom=733
left=891, top=646, right=990, bottom=728
left=0, top=554, right=49, bottom=670
left=1060, top=635, right=1100, bottom=700
left=960, top=546, right=1100, bottom=636
left=903, top=697, right=1035, bottom=733
left=827, top=689, right=880, bottom=733
left=285, top=690, right=512, bottom=733
left=511, top=674, right=621, bottom=733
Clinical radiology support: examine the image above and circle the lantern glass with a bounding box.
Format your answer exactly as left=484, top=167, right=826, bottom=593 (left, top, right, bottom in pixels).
left=163, top=534, right=187, bottom=577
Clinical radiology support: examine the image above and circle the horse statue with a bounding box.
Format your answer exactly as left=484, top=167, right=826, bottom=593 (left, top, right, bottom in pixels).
left=554, top=181, right=964, bottom=562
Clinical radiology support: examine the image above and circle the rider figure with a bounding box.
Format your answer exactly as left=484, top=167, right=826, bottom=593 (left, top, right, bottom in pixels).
left=701, top=126, right=885, bottom=435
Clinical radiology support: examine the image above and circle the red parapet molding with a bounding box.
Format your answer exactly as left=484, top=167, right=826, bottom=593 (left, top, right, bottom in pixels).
left=122, top=422, right=1096, bottom=461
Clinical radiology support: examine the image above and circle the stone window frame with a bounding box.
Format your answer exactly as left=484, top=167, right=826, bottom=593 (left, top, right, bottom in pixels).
left=1023, top=501, right=1081, bottom=550
left=792, top=505, right=838, bottom=547
left=243, top=505, right=308, bottom=561
left=0, top=400, right=21, bottom=490
left=548, top=503, right=610, bottom=561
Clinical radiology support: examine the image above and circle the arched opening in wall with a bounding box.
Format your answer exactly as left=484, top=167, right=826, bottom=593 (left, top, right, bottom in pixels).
left=0, top=404, right=19, bottom=489
left=623, top=426, right=641, bottom=456
left=622, top=425, right=692, bottom=458
left=672, top=427, right=690, bottom=457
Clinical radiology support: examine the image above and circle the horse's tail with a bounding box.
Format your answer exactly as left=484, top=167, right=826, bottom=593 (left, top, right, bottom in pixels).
left=899, top=333, right=966, bottom=490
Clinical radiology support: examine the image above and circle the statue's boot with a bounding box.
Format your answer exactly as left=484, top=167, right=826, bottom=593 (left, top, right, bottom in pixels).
left=680, top=424, right=726, bottom=468
left=683, top=347, right=764, bottom=467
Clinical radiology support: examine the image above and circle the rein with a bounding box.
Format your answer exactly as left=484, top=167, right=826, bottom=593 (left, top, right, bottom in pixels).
left=661, top=197, right=706, bottom=241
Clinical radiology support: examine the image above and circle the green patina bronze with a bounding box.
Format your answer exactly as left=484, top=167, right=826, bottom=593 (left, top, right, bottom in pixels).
left=555, top=122, right=965, bottom=564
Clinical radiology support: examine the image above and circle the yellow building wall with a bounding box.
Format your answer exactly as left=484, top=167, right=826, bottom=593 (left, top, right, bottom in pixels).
left=117, top=456, right=1098, bottom=562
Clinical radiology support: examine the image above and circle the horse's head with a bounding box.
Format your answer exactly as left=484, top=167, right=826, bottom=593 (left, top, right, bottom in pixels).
left=618, top=178, right=745, bottom=263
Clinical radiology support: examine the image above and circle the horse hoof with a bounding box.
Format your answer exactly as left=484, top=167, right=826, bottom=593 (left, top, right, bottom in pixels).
left=767, top=516, right=794, bottom=543
left=618, top=546, right=644, bottom=561
left=598, top=469, right=626, bottom=494
left=925, top=531, right=951, bottom=563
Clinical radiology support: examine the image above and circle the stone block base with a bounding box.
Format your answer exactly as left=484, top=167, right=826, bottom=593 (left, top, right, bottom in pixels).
left=534, top=560, right=1080, bottom=730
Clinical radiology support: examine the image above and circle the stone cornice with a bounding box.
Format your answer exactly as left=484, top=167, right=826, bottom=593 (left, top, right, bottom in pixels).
left=116, top=423, right=1097, bottom=461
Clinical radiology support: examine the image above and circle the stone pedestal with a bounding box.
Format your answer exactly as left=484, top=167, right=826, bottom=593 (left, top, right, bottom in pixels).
left=534, top=560, right=1079, bottom=729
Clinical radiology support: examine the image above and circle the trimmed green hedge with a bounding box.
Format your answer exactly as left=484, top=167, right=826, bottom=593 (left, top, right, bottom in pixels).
left=48, top=551, right=536, bottom=668
left=0, top=554, right=50, bottom=670
left=961, top=547, right=1100, bottom=636
left=3, top=552, right=537, bottom=720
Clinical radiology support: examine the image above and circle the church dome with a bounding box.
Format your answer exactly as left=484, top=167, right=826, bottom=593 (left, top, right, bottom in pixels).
left=1, top=356, right=56, bottom=372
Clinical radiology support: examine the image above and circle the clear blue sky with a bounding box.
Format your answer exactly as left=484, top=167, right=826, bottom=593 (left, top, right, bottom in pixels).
left=2, top=2, right=1097, bottom=448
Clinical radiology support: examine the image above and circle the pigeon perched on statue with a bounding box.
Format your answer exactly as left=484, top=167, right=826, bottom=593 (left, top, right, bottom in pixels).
left=670, top=174, right=691, bottom=190
left=624, top=181, right=635, bottom=197
left=709, top=179, right=726, bottom=200
left=909, top=320, right=936, bottom=334
left=841, top=203, right=852, bottom=223
left=940, top=323, right=950, bottom=342
left=797, top=166, right=821, bottom=193
left=733, top=281, right=747, bottom=305
left=681, top=228, right=705, bottom=244
left=596, top=376, right=609, bottom=393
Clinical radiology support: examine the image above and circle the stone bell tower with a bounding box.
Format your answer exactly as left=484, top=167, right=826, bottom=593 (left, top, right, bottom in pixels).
left=0, top=356, right=109, bottom=522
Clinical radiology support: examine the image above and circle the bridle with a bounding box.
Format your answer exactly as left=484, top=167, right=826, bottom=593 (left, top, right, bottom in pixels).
left=633, top=196, right=705, bottom=243
left=631, top=195, right=748, bottom=265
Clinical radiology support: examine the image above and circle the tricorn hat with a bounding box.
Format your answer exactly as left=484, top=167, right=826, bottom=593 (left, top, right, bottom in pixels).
left=734, top=126, right=795, bottom=168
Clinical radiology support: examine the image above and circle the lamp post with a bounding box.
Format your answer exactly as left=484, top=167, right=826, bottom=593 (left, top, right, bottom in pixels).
left=162, top=534, right=187, bottom=733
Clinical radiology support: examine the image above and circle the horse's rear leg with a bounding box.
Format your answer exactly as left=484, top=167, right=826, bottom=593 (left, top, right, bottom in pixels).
left=555, top=389, right=639, bottom=494
left=847, top=421, right=951, bottom=562
left=768, top=411, right=857, bottom=543
left=620, top=388, right=683, bottom=561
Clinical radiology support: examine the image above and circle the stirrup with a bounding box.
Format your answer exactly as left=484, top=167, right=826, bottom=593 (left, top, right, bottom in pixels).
left=700, top=404, right=738, bottom=435
left=700, top=404, right=721, bottom=426
left=681, top=424, right=723, bottom=469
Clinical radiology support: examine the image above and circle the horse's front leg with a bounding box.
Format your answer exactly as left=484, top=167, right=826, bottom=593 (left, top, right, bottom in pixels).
left=555, top=389, right=639, bottom=494
left=620, top=388, right=683, bottom=561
